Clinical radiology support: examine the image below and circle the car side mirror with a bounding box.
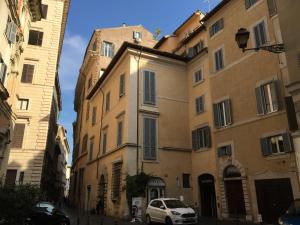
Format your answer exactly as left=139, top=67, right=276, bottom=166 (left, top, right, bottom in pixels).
left=160, top=206, right=166, bottom=210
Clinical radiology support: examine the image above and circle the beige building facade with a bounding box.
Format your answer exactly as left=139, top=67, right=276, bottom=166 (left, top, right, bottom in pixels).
left=0, top=0, right=42, bottom=184
left=3, top=0, right=70, bottom=199
left=71, top=0, right=300, bottom=223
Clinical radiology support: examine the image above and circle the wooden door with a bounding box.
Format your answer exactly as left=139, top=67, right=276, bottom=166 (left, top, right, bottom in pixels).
left=199, top=175, right=217, bottom=217
left=5, top=169, right=17, bottom=186
left=225, top=180, right=246, bottom=216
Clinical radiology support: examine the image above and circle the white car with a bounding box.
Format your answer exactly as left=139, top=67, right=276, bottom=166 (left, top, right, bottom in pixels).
left=145, top=198, right=197, bottom=225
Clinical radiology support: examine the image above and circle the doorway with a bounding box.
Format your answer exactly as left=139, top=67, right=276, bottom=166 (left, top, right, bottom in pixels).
left=224, top=165, right=246, bottom=217
left=198, top=174, right=217, bottom=217
left=255, top=178, right=294, bottom=223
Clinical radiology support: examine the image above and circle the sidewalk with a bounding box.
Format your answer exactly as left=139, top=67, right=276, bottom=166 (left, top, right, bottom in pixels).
left=63, top=207, right=260, bottom=225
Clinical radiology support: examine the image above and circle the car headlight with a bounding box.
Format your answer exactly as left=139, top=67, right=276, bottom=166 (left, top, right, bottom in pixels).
left=171, top=211, right=181, bottom=215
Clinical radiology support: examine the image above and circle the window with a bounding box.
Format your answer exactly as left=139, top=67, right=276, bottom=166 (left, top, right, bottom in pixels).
left=89, top=137, right=94, bottom=161
left=0, top=58, right=7, bottom=84
left=86, top=102, right=90, bottom=120
left=19, top=171, right=24, bottom=185
left=255, top=81, right=280, bottom=115
left=245, top=0, right=258, bottom=9
left=21, top=64, right=34, bottom=83
left=5, top=169, right=17, bottom=186
left=117, top=120, right=123, bottom=147
left=213, top=99, right=232, bottom=128
left=99, top=69, right=105, bottom=78
left=82, top=135, right=88, bottom=153
left=187, top=41, right=205, bottom=58
left=18, top=98, right=29, bottom=110
left=101, top=41, right=114, bottom=58
left=192, top=126, right=211, bottom=150
left=41, top=4, right=48, bottom=19
left=217, top=145, right=232, bottom=157
left=182, top=174, right=190, bottom=188
left=144, top=71, right=156, bottom=105
left=92, top=41, right=97, bottom=51
left=111, top=162, right=122, bottom=200
left=28, top=30, right=43, bottom=46
left=102, top=130, right=107, bottom=154
left=209, top=18, right=224, bottom=37
left=143, top=117, right=157, bottom=160
left=105, top=92, right=110, bottom=112
left=88, top=77, right=92, bottom=89
left=11, top=123, right=25, bottom=148
left=92, top=107, right=97, bottom=125
left=5, top=17, right=17, bottom=43
left=78, top=168, right=84, bottom=196
left=119, top=74, right=125, bottom=97
left=214, top=48, right=224, bottom=71
left=267, top=0, right=277, bottom=17
left=133, top=31, right=142, bottom=40
left=285, top=96, right=299, bottom=132
left=194, top=69, right=203, bottom=83
left=196, top=96, right=204, bottom=114
left=253, top=21, right=267, bottom=48
left=261, top=133, right=293, bottom=156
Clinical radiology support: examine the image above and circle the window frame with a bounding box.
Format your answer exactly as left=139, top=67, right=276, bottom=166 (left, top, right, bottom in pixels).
left=182, top=174, right=191, bottom=188
left=194, top=68, right=203, bottom=84
left=191, top=126, right=211, bottom=150
left=195, top=96, right=204, bottom=114
left=261, top=132, right=293, bottom=156
left=116, top=120, right=123, bottom=147
left=251, top=19, right=269, bottom=48
left=209, top=18, right=224, bottom=37
left=143, top=70, right=156, bottom=105
left=213, top=99, right=232, bottom=128
left=17, top=98, right=29, bottom=110
left=101, top=41, right=114, bottom=58
left=28, top=30, right=44, bottom=46
left=213, top=47, right=225, bottom=72
left=143, top=116, right=157, bottom=160
left=21, top=64, right=35, bottom=83
left=89, top=137, right=94, bottom=161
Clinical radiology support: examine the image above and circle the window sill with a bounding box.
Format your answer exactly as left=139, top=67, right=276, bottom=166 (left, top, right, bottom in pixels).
left=193, top=79, right=205, bottom=87
left=210, top=29, right=223, bottom=40
left=246, top=0, right=263, bottom=13
left=142, top=159, right=160, bottom=164
left=265, top=152, right=289, bottom=160
left=194, top=148, right=210, bottom=153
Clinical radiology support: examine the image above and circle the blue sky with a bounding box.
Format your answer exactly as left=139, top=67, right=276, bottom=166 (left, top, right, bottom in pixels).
left=58, top=0, right=221, bottom=164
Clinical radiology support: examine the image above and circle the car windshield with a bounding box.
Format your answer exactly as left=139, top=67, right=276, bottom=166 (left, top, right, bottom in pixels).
left=287, top=200, right=300, bottom=215
left=164, top=200, right=187, bottom=209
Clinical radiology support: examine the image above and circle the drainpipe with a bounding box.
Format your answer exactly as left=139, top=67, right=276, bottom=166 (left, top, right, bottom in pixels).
left=135, top=47, right=143, bottom=175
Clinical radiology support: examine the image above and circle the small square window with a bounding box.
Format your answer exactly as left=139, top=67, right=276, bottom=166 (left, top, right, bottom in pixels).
left=18, top=99, right=29, bottom=110
left=182, top=174, right=190, bottom=188
left=28, top=30, right=43, bottom=46
left=194, top=70, right=203, bottom=83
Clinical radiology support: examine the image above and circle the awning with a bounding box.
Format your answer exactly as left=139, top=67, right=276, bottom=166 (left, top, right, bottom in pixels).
left=148, top=177, right=166, bottom=187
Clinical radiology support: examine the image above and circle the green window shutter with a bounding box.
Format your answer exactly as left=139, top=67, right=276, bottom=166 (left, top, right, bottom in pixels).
left=254, top=25, right=261, bottom=48
left=144, top=71, right=150, bottom=103
left=225, top=99, right=232, bottom=125
left=204, top=126, right=211, bottom=148
left=270, top=80, right=280, bottom=111
left=9, top=22, right=17, bottom=43
left=213, top=104, right=220, bottom=128
left=255, top=86, right=265, bottom=114
left=285, top=96, right=299, bottom=132
left=282, top=133, right=293, bottom=153
left=150, top=72, right=156, bottom=104
left=5, top=22, right=12, bottom=40
left=117, top=121, right=123, bottom=146
left=260, top=137, right=271, bottom=156
left=150, top=118, right=156, bottom=159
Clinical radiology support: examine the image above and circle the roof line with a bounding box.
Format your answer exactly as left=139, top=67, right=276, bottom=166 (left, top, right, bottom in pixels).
left=201, top=0, right=231, bottom=22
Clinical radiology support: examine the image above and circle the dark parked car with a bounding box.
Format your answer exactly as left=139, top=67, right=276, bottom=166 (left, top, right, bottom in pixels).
left=278, top=199, right=300, bottom=225
left=24, top=202, right=70, bottom=225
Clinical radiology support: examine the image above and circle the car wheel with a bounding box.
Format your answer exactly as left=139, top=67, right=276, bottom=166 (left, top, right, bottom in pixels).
left=146, top=215, right=152, bottom=225
left=166, top=217, right=173, bottom=225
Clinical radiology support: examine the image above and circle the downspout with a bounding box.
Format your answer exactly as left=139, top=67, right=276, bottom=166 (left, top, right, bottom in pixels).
left=135, top=47, right=143, bottom=175
left=96, top=87, right=105, bottom=179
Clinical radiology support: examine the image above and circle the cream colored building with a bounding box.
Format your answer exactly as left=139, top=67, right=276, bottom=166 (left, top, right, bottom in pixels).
left=4, top=0, right=70, bottom=199
left=0, top=0, right=42, bottom=184
left=71, top=0, right=300, bottom=223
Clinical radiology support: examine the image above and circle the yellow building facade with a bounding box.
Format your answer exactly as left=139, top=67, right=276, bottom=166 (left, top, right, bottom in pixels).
left=71, top=0, right=300, bottom=223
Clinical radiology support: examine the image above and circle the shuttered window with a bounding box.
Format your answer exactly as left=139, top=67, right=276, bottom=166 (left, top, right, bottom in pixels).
left=105, top=92, right=110, bottom=112
left=0, top=59, right=7, bottom=84
left=214, top=49, right=224, bottom=71
left=245, top=0, right=258, bottom=9
left=285, top=96, right=299, bottom=132
left=213, top=99, right=232, bottom=128
left=192, top=126, right=211, bottom=150
left=144, top=71, right=156, bottom=105
left=267, top=0, right=277, bottom=16
left=92, top=106, right=97, bottom=125
left=82, top=135, right=88, bottom=153
left=260, top=133, right=293, bottom=156
left=253, top=21, right=267, bottom=48
left=194, top=69, right=203, bottom=83
left=89, top=137, right=94, bottom=161
left=101, top=41, right=114, bottom=58
left=143, top=117, right=157, bottom=160
left=217, top=145, right=232, bottom=157
left=28, top=30, right=43, bottom=46
left=182, top=174, right=190, bottom=188
left=196, top=96, right=204, bottom=114
left=5, top=17, right=17, bottom=44
left=119, top=74, right=125, bottom=97
left=255, top=81, right=280, bottom=115
left=41, top=4, right=48, bottom=19
left=209, top=18, right=224, bottom=37
left=102, top=131, right=107, bottom=154
left=88, top=77, right=92, bottom=89
left=86, top=102, right=90, bottom=120
left=11, top=124, right=25, bottom=148
left=21, top=64, right=34, bottom=83
left=111, top=162, right=122, bottom=200
left=117, top=120, right=123, bottom=147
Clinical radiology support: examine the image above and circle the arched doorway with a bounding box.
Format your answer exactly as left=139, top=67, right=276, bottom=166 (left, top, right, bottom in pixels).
left=224, top=165, right=246, bottom=217
left=97, top=174, right=107, bottom=215
left=198, top=174, right=217, bottom=217
left=147, top=177, right=165, bottom=202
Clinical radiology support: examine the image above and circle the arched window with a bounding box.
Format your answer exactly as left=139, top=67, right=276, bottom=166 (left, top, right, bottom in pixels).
left=224, top=165, right=241, bottom=178
left=92, top=41, right=97, bottom=51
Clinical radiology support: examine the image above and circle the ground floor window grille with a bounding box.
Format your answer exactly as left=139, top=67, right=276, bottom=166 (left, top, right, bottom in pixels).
left=111, top=162, right=122, bottom=200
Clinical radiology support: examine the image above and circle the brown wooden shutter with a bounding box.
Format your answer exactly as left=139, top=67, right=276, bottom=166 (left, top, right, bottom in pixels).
left=21, top=64, right=34, bottom=83
left=285, top=96, right=299, bottom=132
left=260, top=137, right=271, bottom=156
left=37, top=32, right=43, bottom=46
left=11, top=124, right=25, bottom=148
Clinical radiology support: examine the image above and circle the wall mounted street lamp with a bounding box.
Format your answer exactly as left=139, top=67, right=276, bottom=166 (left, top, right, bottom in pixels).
left=235, top=28, right=285, bottom=53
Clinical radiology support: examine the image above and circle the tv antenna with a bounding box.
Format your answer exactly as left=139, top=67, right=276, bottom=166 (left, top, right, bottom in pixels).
left=203, top=0, right=214, bottom=12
